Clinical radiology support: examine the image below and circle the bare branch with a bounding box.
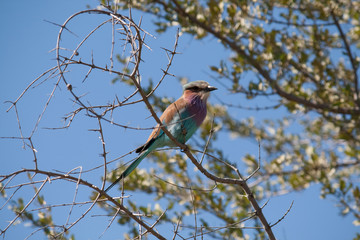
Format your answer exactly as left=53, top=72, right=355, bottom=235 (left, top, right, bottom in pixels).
left=270, top=201, right=294, bottom=227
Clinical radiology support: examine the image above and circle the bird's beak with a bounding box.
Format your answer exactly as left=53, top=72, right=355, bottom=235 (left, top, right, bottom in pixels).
left=206, top=86, right=217, bottom=92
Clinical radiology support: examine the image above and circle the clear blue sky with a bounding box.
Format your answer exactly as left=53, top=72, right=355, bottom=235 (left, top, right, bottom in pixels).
left=1, top=1, right=358, bottom=239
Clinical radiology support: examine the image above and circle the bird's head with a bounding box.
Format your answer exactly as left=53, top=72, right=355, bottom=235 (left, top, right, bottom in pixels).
left=183, top=80, right=217, bottom=101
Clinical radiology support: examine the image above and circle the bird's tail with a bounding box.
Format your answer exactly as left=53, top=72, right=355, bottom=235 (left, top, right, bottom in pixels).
left=105, top=150, right=150, bottom=192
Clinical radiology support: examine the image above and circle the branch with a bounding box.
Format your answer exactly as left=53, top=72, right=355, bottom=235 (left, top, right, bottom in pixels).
left=330, top=9, right=360, bottom=107
left=0, top=168, right=167, bottom=240
left=129, top=23, right=277, bottom=240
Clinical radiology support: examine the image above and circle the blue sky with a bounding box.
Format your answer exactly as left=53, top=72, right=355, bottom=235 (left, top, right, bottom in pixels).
left=1, top=1, right=358, bottom=239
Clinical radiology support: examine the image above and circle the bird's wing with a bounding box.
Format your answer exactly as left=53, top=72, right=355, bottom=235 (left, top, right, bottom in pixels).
left=150, top=96, right=187, bottom=139
left=136, top=96, right=187, bottom=153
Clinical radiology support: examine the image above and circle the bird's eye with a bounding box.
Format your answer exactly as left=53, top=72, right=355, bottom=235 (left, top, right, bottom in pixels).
left=190, top=86, right=201, bottom=92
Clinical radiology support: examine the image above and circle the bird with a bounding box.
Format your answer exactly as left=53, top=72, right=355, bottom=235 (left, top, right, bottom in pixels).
left=105, top=81, right=217, bottom=192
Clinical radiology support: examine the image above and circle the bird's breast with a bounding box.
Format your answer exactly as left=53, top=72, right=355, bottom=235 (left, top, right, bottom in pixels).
left=187, top=98, right=207, bottom=126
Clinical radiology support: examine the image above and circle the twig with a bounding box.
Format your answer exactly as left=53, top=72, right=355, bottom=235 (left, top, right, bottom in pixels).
left=270, top=201, right=294, bottom=227
left=172, top=217, right=182, bottom=240
left=199, top=116, right=216, bottom=165
left=1, top=179, right=47, bottom=235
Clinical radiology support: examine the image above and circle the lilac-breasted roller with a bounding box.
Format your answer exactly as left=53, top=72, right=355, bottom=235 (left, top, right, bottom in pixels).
left=105, top=81, right=217, bottom=192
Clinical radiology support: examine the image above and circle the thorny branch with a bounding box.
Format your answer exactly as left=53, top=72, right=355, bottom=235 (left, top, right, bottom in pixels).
left=1, top=7, right=169, bottom=240
left=126, top=24, right=277, bottom=240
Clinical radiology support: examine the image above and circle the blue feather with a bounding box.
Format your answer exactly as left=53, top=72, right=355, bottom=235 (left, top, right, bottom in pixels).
left=104, top=150, right=150, bottom=192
